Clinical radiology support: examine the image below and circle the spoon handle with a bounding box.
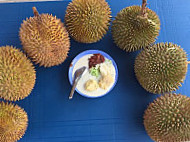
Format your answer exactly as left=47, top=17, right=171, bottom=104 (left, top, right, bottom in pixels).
left=69, top=80, right=78, bottom=99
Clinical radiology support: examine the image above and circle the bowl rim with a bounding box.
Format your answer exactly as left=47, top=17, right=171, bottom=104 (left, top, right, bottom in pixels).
left=68, top=50, right=118, bottom=98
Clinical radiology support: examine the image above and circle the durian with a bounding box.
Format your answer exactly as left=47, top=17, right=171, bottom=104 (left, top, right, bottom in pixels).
left=144, top=93, right=190, bottom=142
left=0, top=102, right=28, bottom=142
left=134, top=42, right=188, bottom=94
left=19, top=7, right=70, bottom=67
left=112, top=2, right=160, bottom=52
left=0, top=46, right=36, bottom=101
left=65, top=0, right=111, bottom=43
left=85, top=79, right=99, bottom=92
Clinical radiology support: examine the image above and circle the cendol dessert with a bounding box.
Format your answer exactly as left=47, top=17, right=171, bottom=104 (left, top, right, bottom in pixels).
left=72, top=52, right=116, bottom=97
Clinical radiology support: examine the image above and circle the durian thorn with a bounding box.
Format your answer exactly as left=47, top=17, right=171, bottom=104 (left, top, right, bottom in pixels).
left=32, top=7, right=39, bottom=17
left=141, top=0, right=147, bottom=17
left=111, top=16, right=116, bottom=19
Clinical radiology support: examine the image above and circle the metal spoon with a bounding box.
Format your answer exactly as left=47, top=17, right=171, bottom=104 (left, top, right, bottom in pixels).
left=69, top=66, right=87, bottom=99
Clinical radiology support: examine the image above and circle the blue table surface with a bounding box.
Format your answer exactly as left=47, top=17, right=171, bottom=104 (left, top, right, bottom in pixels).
left=0, top=0, right=190, bottom=141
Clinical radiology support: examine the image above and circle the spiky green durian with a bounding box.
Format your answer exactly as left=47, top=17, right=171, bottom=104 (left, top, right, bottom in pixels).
left=0, top=46, right=36, bottom=101
left=65, top=0, right=111, bottom=43
left=134, top=43, right=188, bottom=94
left=112, top=5, right=160, bottom=52
left=0, top=102, right=28, bottom=142
left=19, top=7, right=70, bottom=67
left=144, top=93, right=190, bottom=142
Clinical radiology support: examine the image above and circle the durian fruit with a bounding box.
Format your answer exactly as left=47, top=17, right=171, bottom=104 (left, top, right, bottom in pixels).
left=19, top=7, right=70, bottom=67
left=0, top=46, right=36, bottom=101
left=0, top=102, right=28, bottom=142
left=112, top=3, right=160, bottom=52
left=85, top=79, right=99, bottom=92
left=65, top=0, right=111, bottom=43
left=135, top=43, right=188, bottom=94
left=144, top=93, right=190, bottom=142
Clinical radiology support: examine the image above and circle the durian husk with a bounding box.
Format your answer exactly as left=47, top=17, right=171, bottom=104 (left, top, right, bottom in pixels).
left=19, top=7, right=70, bottom=67
left=144, top=93, right=190, bottom=142
left=134, top=42, right=188, bottom=94
left=0, top=102, right=28, bottom=142
left=112, top=5, right=160, bottom=52
left=0, top=46, right=36, bottom=101
left=65, top=0, right=111, bottom=43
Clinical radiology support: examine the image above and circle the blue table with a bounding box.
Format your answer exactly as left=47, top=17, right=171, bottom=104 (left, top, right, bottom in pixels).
left=0, top=0, right=190, bottom=141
